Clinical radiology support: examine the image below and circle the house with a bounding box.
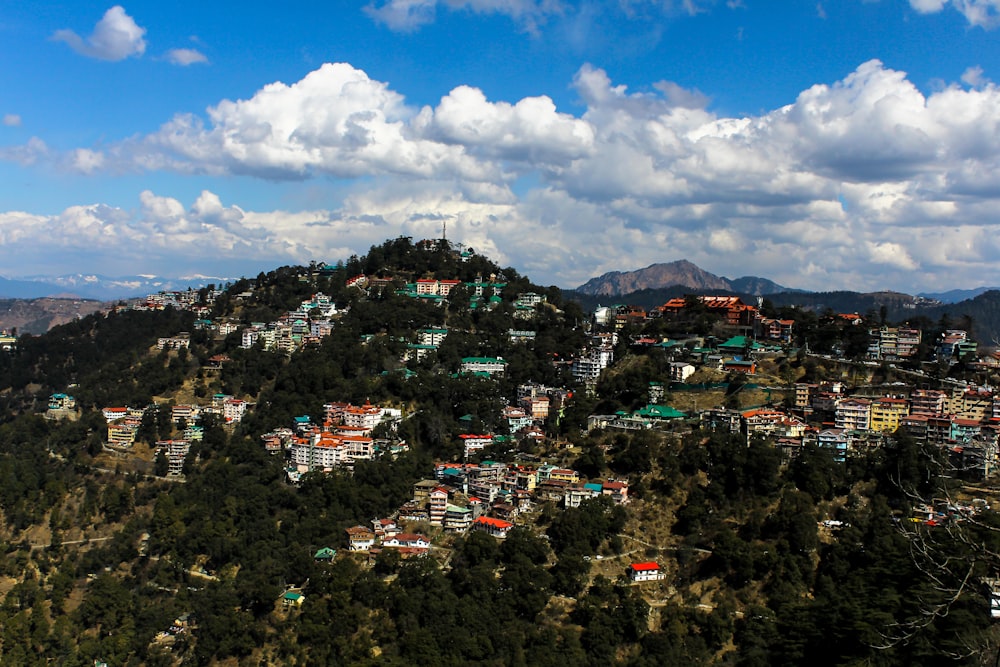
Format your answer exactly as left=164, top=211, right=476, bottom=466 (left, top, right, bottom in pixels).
left=722, top=359, right=756, bottom=375
left=817, top=429, right=849, bottom=462
left=171, top=404, right=200, bottom=424
left=718, top=336, right=767, bottom=356
left=417, top=328, right=448, bottom=346
left=668, top=362, right=696, bottom=382
left=628, top=562, right=665, bottom=582
left=383, top=533, right=431, bottom=556
left=157, top=439, right=191, bottom=476
left=869, top=397, right=909, bottom=433
left=345, top=525, right=376, bottom=552
left=472, top=516, right=514, bottom=538
left=634, top=404, right=687, bottom=422
left=521, top=395, right=550, bottom=420
left=572, top=346, right=614, bottom=383
left=108, top=422, right=139, bottom=447
left=658, top=295, right=758, bottom=327
left=794, top=383, right=818, bottom=409
left=910, top=389, right=948, bottom=416
left=281, top=590, right=305, bottom=609
left=460, top=434, right=494, bottom=459
left=314, top=547, right=336, bottom=562
left=756, top=318, right=794, bottom=343
left=444, top=505, right=474, bottom=532
left=48, top=393, right=76, bottom=410
left=602, top=481, right=629, bottom=505
left=565, top=483, right=603, bottom=508
left=742, top=408, right=788, bottom=438
left=372, top=518, right=399, bottom=539
left=835, top=398, right=871, bottom=432
left=504, top=406, right=533, bottom=432
left=102, top=407, right=129, bottom=422
left=223, top=398, right=249, bottom=424
left=509, top=329, right=537, bottom=344
left=461, top=357, right=508, bottom=376
left=429, top=487, right=449, bottom=526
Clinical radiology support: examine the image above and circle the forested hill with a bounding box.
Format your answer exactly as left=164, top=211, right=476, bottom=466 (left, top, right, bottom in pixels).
left=0, top=237, right=995, bottom=665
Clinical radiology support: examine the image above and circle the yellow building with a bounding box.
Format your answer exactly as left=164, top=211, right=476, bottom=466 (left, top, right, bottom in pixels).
left=870, top=397, right=909, bottom=433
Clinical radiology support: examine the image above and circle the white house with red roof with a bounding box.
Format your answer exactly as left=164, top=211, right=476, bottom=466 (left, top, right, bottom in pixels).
left=461, top=434, right=494, bottom=459
left=102, top=407, right=128, bottom=422
left=628, top=561, right=665, bottom=582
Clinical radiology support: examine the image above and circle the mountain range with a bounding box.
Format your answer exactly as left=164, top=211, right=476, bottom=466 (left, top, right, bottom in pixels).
left=574, top=260, right=795, bottom=297
left=0, top=273, right=232, bottom=301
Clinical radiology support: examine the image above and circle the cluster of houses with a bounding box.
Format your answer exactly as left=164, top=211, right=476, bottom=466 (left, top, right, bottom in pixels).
left=349, top=273, right=511, bottom=312
left=99, top=394, right=249, bottom=452
left=240, top=292, right=338, bottom=353
left=341, top=460, right=630, bottom=555
left=131, top=287, right=223, bottom=316
left=681, top=381, right=1000, bottom=475
left=261, top=401, right=405, bottom=481
left=457, top=382, right=573, bottom=457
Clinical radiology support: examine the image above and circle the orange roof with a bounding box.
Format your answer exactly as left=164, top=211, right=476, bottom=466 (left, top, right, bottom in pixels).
left=474, top=516, right=513, bottom=529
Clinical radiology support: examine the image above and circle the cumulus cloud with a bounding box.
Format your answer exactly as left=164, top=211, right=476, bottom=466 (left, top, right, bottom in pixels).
left=13, top=59, right=1000, bottom=292
left=52, top=6, right=147, bottom=61
left=165, top=48, right=208, bottom=66
left=2, top=114, right=21, bottom=127
left=0, top=191, right=305, bottom=277
left=421, top=85, right=594, bottom=164
left=116, top=63, right=497, bottom=181
left=908, top=0, right=1000, bottom=28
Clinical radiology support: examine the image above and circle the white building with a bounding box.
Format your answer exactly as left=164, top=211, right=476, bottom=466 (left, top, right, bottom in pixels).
left=461, top=357, right=507, bottom=376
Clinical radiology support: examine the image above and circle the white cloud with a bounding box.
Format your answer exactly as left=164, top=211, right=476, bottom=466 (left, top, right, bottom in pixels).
left=363, top=0, right=437, bottom=31
left=423, top=85, right=594, bottom=164
left=0, top=137, right=48, bottom=166
left=908, top=0, right=1000, bottom=28
left=2, top=114, right=21, bottom=127
left=165, top=48, right=208, bottom=66
left=961, top=65, right=987, bottom=87
left=70, top=148, right=106, bottom=174
left=909, top=0, right=949, bottom=11
left=52, top=6, right=147, bottom=61
left=12, top=59, right=1000, bottom=292
left=119, top=63, right=497, bottom=182
left=365, top=0, right=562, bottom=32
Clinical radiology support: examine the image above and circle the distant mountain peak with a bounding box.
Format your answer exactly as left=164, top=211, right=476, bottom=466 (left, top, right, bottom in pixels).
left=575, top=260, right=790, bottom=297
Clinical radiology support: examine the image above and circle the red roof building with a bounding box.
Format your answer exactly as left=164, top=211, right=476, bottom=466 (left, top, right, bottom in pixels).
left=628, top=561, right=665, bottom=582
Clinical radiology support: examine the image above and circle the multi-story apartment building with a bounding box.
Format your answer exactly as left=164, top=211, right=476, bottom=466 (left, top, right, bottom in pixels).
left=461, top=357, right=508, bottom=376
left=794, top=383, right=818, bottom=409
left=870, top=397, right=909, bottom=433
left=910, top=389, right=947, bottom=416
left=835, top=398, right=871, bottom=432
left=868, top=326, right=921, bottom=359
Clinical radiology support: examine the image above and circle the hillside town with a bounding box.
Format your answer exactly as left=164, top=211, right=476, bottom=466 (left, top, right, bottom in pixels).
left=2, top=238, right=999, bottom=664
left=30, top=242, right=1000, bottom=554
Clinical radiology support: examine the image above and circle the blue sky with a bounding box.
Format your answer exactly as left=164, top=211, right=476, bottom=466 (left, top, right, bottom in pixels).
left=2, top=1, right=1000, bottom=292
